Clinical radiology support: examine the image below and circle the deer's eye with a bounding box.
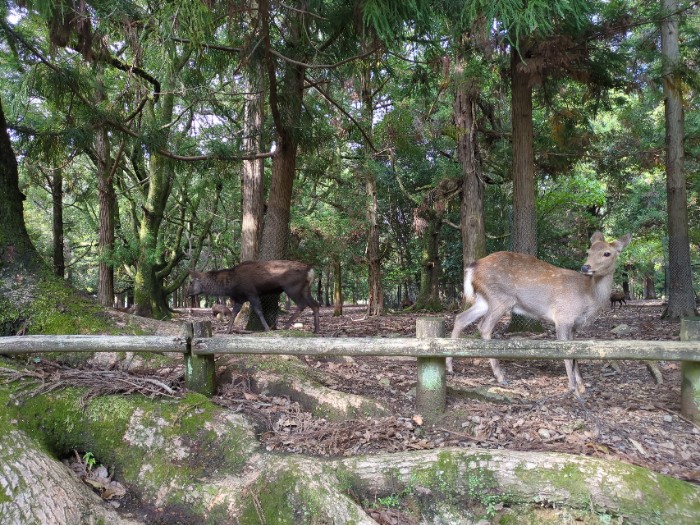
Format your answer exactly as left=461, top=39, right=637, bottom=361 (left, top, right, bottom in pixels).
left=603, top=252, right=611, bottom=257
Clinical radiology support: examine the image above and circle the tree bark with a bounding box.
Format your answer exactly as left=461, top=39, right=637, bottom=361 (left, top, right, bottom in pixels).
left=133, top=84, right=178, bottom=319
left=510, top=44, right=537, bottom=256
left=660, top=0, right=696, bottom=319
left=240, top=68, right=265, bottom=263
left=414, top=209, right=443, bottom=310
left=508, top=43, right=543, bottom=333
left=252, top=0, right=307, bottom=329
left=453, top=59, right=486, bottom=269
left=333, top=256, right=343, bottom=316
left=95, top=103, right=116, bottom=307
left=360, top=44, right=384, bottom=316
left=51, top=167, right=65, bottom=278
left=0, top=98, right=36, bottom=264
left=0, top=430, right=137, bottom=525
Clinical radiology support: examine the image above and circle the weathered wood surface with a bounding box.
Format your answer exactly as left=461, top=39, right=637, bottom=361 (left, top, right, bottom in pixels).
left=193, top=336, right=700, bottom=361
left=0, top=335, right=188, bottom=354
left=1, top=334, right=699, bottom=362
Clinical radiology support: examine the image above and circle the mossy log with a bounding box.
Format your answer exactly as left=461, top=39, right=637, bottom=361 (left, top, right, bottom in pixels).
left=335, top=448, right=700, bottom=523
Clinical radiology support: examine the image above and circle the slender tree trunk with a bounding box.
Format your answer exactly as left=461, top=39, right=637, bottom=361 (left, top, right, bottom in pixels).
left=414, top=209, right=443, bottom=310
left=333, top=256, right=343, bottom=316
left=661, top=0, right=696, bottom=319
left=95, top=120, right=115, bottom=307
left=644, top=273, right=657, bottom=299
left=365, top=170, right=384, bottom=315
left=360, top=47, right=384, bottom=316
left=453, top=65, right=486, bottom=268
left=51, top=168, right=65, bottom=278
left=240, top=68, right=266, bottom=263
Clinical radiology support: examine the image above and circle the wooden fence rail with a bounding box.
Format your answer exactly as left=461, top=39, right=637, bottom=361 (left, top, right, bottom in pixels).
left=1, top=317, right=699, bottom=422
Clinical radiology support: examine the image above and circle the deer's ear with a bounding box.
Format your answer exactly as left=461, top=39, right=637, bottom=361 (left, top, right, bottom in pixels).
left=612, top=233, right=632, bottom=252
left=590, top=231, right=605, bottom=243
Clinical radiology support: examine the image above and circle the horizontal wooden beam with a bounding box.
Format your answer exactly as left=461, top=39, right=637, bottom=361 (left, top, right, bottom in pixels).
left=0, top=335, right=188, bottom=354
left=192, top=336, right=700, bottom=362
left=1, top=334, right=698, bottom=362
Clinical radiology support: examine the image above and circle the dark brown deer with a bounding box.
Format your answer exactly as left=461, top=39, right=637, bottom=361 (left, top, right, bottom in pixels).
left=449, top=231, right=631, bottom=396
left=187, top=260, right=320, bottom=334
left=610, top=291, right=626, bottom=309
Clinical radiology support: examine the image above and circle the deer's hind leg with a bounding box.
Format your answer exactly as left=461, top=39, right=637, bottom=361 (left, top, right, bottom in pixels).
left=476, top=299, right=513, bottom=385
left=448, top=295, right=490, bottom=373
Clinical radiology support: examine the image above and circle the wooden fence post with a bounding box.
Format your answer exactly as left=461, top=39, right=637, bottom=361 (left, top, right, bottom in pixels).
left=415, top=317, right=446, bottom=422
left=681, top=318, right=700, bottom=422
left=183, top=321, right=216, bottom=397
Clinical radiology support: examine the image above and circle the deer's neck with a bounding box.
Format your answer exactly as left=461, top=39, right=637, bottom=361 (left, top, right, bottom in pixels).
left=589, top=272, right=614, bottom=307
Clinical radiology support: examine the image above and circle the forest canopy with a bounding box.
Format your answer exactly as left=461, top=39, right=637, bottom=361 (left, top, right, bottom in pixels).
left=0, top=0, right=698, bottom=323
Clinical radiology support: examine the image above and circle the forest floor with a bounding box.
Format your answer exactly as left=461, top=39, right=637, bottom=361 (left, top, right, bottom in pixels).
left=165, top=300, right=700, bottom=487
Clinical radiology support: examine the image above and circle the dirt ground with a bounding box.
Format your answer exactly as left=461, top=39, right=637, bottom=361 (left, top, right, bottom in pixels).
left=174, top=300, right=700, bottom=486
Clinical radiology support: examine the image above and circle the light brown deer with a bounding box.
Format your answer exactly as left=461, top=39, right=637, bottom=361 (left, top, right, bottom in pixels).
left=449, top=231, right=631, bottom=395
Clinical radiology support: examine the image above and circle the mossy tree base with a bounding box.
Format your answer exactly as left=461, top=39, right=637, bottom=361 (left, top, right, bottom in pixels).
left=3, top=365, right=700, bottom=524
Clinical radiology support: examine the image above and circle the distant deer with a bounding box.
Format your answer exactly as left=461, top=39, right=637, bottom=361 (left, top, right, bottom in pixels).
left=610, top=290, right=626, bottom=309
left=187, top=260, right=320, bottom=333
left=450, top=231, right=631, bottom=396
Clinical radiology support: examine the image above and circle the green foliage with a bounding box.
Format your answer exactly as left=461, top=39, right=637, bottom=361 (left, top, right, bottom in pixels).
left=2, top=0, right=698, bottom=313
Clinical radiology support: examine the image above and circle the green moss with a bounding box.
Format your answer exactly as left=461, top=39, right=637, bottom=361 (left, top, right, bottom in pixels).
left=239, top=465, right=362, bottom=525
left=0, top=296, right=24, bottom=336
left=13, top=386, right=254, bottom=507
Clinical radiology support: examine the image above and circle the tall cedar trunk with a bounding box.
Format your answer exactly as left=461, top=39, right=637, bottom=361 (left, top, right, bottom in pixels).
left=251, top=0, right=306, bottom=330
left=661, top=0, right=697, bottom=319
left=95, top=113, right=115, bottom=307
left=51, top=168, right=65, bottom=278
left=453, top=66, right=486, bottom=269
left=510, top=45, right=537, bottom=256
left=361, top=46, right=384, bottom=316
left=508, top=43, right=543, bottom=333
left=333, top=255, right=343, bottom=316
left=240, top=66, right=265, bottom=263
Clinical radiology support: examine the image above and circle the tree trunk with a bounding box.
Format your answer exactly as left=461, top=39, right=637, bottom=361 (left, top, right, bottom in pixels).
left=660, top=0, right=696, bottom=319
left=51, top=168, right=65, bottom=278
left=132, top=76, right=179, bottom=320
left=510, top=44, right=537, bottom=256
left=0, top=98, right=36, bottom=264
left=96, top=116, right=116, bottom=307
left=644, top=272, right=657, bottom=299
left=251, top=0, right=306, bottom=330
left=0, top=97, right=48, bottom=335
left=0, top=430, right=136, bottom=525
left=453, top=59, right=486, bottom=270
left=333, top=256, right=343, bottom=316
left=414, top=209, right=443, bottom=311
left=360, top=48, right=384, bottom=316
left=508, top=43, right=542, bottom=333
left=240, top=68, right=266, bottom=263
